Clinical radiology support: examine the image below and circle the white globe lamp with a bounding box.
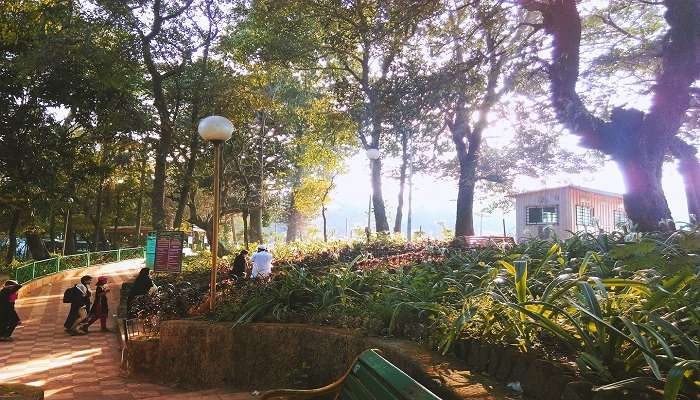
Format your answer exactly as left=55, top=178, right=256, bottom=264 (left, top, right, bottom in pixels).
left=366, top=148, right=381, bottom=160
left=198, top=116, right=234, bottom=142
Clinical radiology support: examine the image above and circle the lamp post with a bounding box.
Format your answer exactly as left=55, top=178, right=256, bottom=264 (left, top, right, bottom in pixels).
left=62, top=198, right=74, bottom=256
left=365, top=148, right=380, bottom=242
left=198, top=116, right=234, bottom=310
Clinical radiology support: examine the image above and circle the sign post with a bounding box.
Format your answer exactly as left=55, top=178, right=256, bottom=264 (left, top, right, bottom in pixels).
left=152, top=231, right=184, bottom=273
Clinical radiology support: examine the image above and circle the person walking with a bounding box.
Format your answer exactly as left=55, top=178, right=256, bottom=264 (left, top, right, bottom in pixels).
left=81, top=276, right=110, bottom=332
left=64, top=275, right=92, bottom=335
left=230, top=249, right=249, bottom=280
left=127, top=267, right=154, bottom=318
left=250, top=245, right=273, bottom=278
left=0, top=280, right=22, bottom=341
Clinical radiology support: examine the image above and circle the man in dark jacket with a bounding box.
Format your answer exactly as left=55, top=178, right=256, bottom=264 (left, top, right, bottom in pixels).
left=0, top=280, right=22, bottom=341
left=230, top=250, right=249, bottom=280
left=64, top=275, right=92, bottom=335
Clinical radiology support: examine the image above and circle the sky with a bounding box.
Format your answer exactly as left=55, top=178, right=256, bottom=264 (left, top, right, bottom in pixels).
left=313, top=135, right=688, bottom=240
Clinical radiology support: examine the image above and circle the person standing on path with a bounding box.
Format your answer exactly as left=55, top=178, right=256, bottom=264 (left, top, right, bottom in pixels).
left=81, top=276, right=110, bottom=332
left=127, top=267, right=154, bottom=318
left=64, top=275, right=92, bottom=335
left=0, top=280, right=22, bottom=341
left=250, top=245, right=273, bottom=278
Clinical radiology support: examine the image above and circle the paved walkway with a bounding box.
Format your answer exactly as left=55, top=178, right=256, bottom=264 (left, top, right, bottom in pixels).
left=0, top=259, right=252, bottom=400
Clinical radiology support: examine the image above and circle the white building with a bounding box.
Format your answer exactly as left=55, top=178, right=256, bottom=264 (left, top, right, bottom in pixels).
left=512, top=185, right=627, bottom=241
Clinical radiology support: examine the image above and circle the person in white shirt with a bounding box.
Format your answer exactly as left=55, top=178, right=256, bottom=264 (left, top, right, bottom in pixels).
left=250, top=245, right=273, bottom=278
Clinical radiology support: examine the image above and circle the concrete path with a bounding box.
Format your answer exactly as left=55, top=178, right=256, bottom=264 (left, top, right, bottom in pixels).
left=0, top=259, right=252, bottom=400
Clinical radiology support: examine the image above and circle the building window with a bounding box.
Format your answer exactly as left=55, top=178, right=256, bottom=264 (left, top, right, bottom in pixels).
left=526, top=206, right=558, bottom=225
left=576, top=206, right=594, bottom=226
left=614, top=210, right=627, bottom=227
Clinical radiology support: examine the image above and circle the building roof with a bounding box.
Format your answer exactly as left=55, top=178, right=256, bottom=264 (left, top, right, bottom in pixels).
left=509, top=184, right=623, bottom=199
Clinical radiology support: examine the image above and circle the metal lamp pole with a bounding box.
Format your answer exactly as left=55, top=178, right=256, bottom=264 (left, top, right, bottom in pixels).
left=210, top=140, right=222, bottom=310
left=198, top=116, right=234, bottom=311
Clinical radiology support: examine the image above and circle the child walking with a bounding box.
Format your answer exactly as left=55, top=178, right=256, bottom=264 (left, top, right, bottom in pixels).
left=0, top=280, right=22, bottom=341
left=81, top=276, right=110, bottom=333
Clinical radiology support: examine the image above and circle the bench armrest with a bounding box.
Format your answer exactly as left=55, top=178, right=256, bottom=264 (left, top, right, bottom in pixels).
left=257, top=352, right=365, bottom=399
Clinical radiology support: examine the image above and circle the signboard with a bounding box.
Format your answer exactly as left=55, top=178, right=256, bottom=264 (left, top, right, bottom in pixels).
left=152, top=231, right=184, bottom=273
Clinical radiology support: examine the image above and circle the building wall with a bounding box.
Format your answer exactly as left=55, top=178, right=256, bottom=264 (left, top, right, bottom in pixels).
left=515, top=187, right=568, bottom=241
left=515, top=186, right=625, bottom=241
left=566, top=187, right=625, bottom=233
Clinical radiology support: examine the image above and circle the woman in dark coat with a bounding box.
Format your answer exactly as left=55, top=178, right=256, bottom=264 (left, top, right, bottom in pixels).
left=0, top=280, right=22, bottom=341
left=230, top=250, right=248, bottom=280
left=81, top=276, right=110, bottom=332
left=64, top=275, right=92, bottom=335
left=127, top=267, right=154, bottom=318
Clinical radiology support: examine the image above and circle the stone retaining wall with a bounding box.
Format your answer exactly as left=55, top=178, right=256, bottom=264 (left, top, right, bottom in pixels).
left=123, top=321, right=661, bottom=400
left=124, top=321, right=518, bottom=400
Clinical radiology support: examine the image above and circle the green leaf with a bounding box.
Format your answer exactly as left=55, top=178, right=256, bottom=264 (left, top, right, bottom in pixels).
left=664, top=360, right=700, bottom=400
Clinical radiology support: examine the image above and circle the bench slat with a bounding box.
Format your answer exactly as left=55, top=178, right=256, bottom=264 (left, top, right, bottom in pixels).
left=345, top=350, right=440, bottom=400
left=349, top=359, right=401, bottom=400
left=340, top=374, right=377, bottom=400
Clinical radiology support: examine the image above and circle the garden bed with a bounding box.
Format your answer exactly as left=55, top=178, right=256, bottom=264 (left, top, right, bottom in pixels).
left=128, top=233, right=700, bottom=400
left=123, top=320, right=521, bottom=399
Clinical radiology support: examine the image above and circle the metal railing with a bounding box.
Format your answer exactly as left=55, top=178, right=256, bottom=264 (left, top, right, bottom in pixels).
left=13, top=247, right=144, bottom=284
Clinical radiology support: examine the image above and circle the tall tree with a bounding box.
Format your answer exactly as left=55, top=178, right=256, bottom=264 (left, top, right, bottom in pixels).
left=518, top=0, right=700, bottom=231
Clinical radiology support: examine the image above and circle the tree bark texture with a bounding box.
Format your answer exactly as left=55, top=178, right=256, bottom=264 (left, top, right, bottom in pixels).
left=173, top=40, right=211, bottom=229
left=370, top=158, right=391, bottom=233
left=188, top=203, right=230, bottom=257
left=286, top=168, right=304, bottom=242
left=25, top=231, right=49, bottom=260
left=521, top=0, right=700, bottom=231
left=242, top=210, right=249, bottom=248
left=449, top=103, right=480, bottom=237
left=672, top=138, right=700, bottom=221
left=393, top=131, right=409, bottom=234
left=48, top=207, right=56, bottom=253
left=286, top=200, right=303, bottom=242
left=5, top=210, right=20, bottom=264
left=93, top=182, right=105, bottom=251
left=65, top=212, right=76, bottom=255
left=248, top=206, right=263, bottom=244
left=134, top=160, right=146, bottom=245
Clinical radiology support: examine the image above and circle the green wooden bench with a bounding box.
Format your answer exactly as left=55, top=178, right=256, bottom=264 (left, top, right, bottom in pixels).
left=258, top=349, right=441, bottom=400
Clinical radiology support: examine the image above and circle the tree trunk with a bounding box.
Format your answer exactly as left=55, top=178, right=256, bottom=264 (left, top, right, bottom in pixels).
left=679, top=156, right=700, bottom=222
left=286, top=196, right=303, bottom=242
left=321, top=177, right=334, bottom=242
left=522, top=0, right=699, bottom=232
left=25, top=231, right=49, bottom=260
left=619, top=156, right=673, bottom=231
left=202, top=223, right=230, bottom=257
left=671, top=138, right=700, bottom=222
left=48, top=207, right=56, bottom=253
left=322, top=205, right=328, bottom=242
left=5, top=210, right=20, bottom=264
left=249, top=206, right=263, bottom=243
left=65, top=212, right=76, bottom=255
left=93, top=183, right=104, bottom=251
left=188, top=203, right=230, bottom=257
left=370, top=158, right=390, bottom=232
left=242, top=210, right=249, bottom=248
left=455, top=171, right=477, bottom=237
left=134, top=160, right=146, bottom=245
left=174, top=40, right=210, bottom=229
left=393, top=132, right=409, bottom=233
left=231, top=215, right=238, bottom=245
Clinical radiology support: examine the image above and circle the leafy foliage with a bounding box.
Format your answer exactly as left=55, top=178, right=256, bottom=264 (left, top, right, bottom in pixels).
left=204, top=230, right=700, bottom=399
